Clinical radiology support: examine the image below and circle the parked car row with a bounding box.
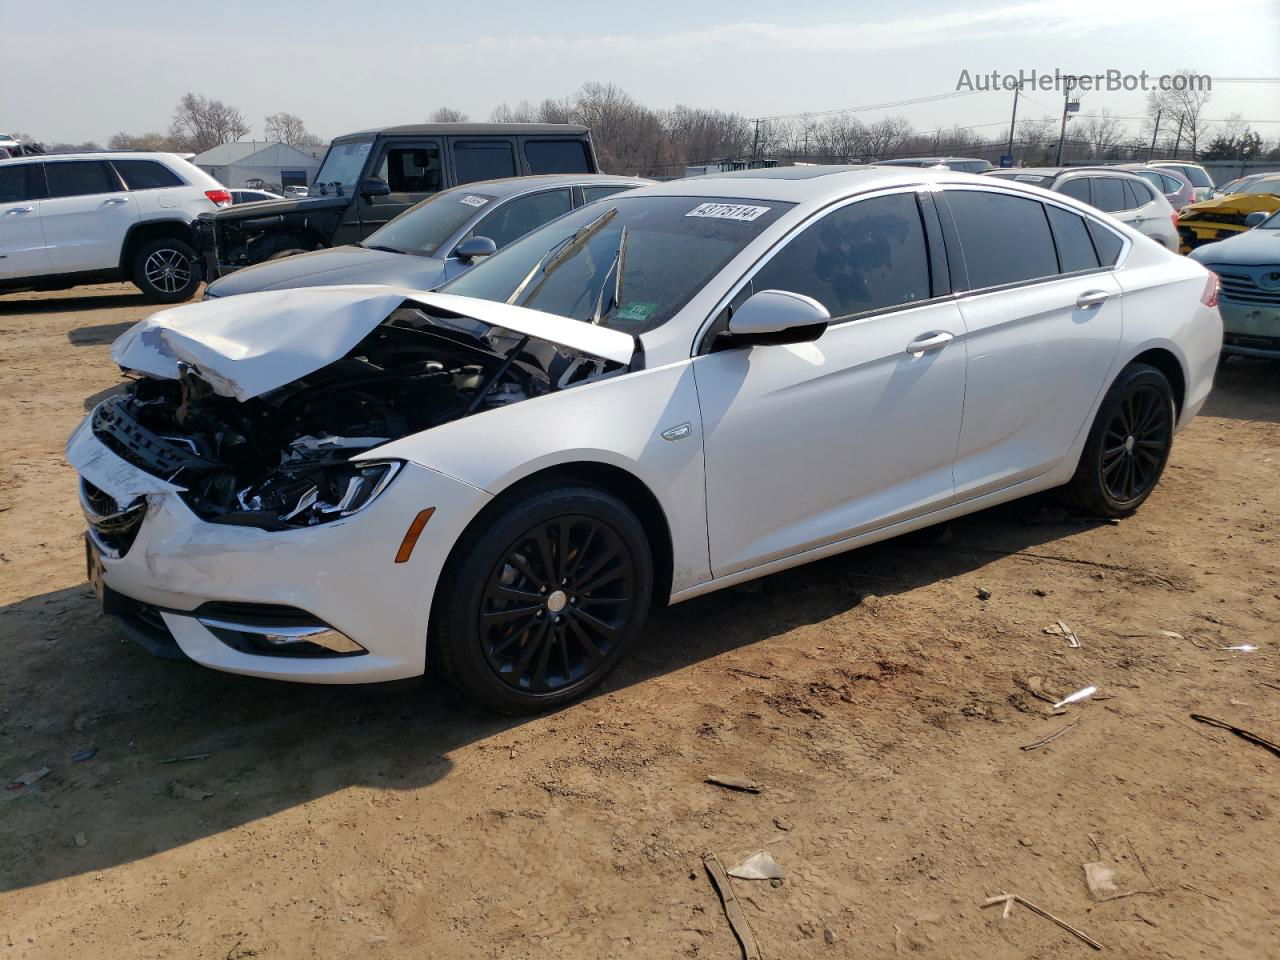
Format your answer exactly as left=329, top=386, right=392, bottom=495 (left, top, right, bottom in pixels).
left=71, top=163, right=1224, bottom=710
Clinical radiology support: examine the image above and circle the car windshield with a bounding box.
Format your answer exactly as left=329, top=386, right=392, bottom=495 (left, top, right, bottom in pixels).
left=311, top=137, right=373, bottom=196
left=364, top=191, right=495, bottom=256
left=440, top=195, right=794, bottom=335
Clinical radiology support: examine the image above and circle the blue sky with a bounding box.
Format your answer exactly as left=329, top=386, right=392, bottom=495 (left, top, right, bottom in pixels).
left=3, top=0, right=1278, bottom=144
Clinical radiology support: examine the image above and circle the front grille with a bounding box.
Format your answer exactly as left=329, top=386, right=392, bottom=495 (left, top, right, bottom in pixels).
left=80, top=479, right=146, bottom=556
left=1211, top=267, right=1280, bottom=307
left=1224, top=333, right=1280, bottom=352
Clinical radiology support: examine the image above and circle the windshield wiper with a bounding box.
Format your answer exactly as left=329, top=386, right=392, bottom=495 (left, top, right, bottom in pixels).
left=360, top=243, right=405, bottom=255
left=590, top=225, right=627, bottom=325
left=506, top=207, right=619, bottom=307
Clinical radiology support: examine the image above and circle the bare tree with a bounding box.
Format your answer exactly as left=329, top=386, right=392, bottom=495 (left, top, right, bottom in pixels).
left=1076, top=109, right=1125, bottom=159
left=1015, top=115, right=1057, bottom=164
left=1145, top=68, right=1212, bottom=157
left=490, top=100, right=539, bottom=123
left=108, top=130, right=182, bottom=151
left=263, top=111, right=323, bottom=146
left=170, top=93, right=250, bottom=152
left=536, top=97, right=575, bottom=124
left=428, top=107, right=469, bottom=123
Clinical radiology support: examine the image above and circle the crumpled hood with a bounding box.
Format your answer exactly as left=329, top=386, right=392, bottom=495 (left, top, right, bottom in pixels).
left=203, top=194, right=348, bottom=220
left=1189, top=227, right=1280, bottom=266
left=1181, top=194, right=1280, bottom=219
left=110, top=285, right=637, bottom=402
left=206, top=245, right=448, bottom=298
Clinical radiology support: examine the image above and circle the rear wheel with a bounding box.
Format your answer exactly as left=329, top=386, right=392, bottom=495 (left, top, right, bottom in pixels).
left=1064, top=363, right=1175, bottom=517
left=432, top=484, right=653, bottom=713
left=132, top=237, right=199, bottom=303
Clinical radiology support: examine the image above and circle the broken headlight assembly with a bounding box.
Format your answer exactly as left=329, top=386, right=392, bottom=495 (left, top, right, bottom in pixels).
left=232, top=459, right=403, bottom=529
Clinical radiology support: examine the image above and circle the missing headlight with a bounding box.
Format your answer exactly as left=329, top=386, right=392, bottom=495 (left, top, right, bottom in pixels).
left=231, top=460, right=403, bottom=529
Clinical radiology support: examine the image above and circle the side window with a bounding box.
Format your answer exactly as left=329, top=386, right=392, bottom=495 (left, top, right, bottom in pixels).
left=472, top=189, right=573, bottom=250
left=374, top=145, right=443, bottom=194
left=44, top=160, right=117, bottom=198
left=1160, top=174, right=1182, bottom=194
left=0, top=164, right=33, bottom=203
left=111, top=159, right=184, bottom=190
left=453, top=141, right=517, bottom=185
left=1121, top=180, right=1146, bottom=209
left=582, top=184, right=635, bottom=204
left=1092, top=177, right=1127, bottom=213
left=945, top=190, right=1058, bottom=289
left=1046, top=206, right=1101, bottom=273
left=751, top=192, right=932, bottom=320
left=1057, top=178, right=1091, bottom=203
left=1087, top=221, right=1124, bottom=266
left=525, top=140, right=591, bottom=174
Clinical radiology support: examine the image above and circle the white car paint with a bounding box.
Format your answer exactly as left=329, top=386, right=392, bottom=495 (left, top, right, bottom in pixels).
left=70, top=166, right=1222, bottom=685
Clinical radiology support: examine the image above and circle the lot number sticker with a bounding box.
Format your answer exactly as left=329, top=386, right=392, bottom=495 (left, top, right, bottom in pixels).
left=685, top=202, right=771, bottom=222
left=459, top=195, right=489, bottom=208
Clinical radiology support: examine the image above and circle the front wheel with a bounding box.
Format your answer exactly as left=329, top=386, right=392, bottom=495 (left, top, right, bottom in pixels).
left=1064, top=362, right=1175, bottom=517
left=432, top=484, right=653, bottom=713
left=132, top=237, right=200, bottom=303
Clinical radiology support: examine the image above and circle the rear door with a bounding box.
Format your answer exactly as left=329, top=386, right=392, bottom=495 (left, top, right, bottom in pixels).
left=449, top=138, right=519, bottom=185
left=41, top=159, right=140, bottom=273
left=694, top=189, right=967, bottom=576
left=108, top=157, right=192, bottom=219
left=0, top=162, right=52, bottom=279
left=357, top=139, right=445, bottom=237
left=940, top=187, right=1124, bottom=498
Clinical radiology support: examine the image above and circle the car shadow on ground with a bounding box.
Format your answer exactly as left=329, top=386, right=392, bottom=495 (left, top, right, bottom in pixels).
left=67, top=322, right=137, bottom=347
left=1204, top=357, right=1280, bottom=424
left=0, top=497, right=1103, bottom=892
left=0, top=292, right=152, bottom=315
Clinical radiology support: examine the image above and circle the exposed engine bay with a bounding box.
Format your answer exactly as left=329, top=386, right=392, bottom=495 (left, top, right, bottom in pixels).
left=93, top=304, right=625, bottom=529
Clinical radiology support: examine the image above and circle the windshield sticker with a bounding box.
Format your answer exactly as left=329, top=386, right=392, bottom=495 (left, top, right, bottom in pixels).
left=614, top=301, right=656, bottom=325
left=685, top=202, right=771, bottom=222
left=1015, top=174, right=1047, bottom=182
left=459, top=195, right=489, bottom=208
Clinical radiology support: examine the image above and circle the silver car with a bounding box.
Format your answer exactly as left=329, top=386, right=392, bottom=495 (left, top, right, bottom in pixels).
left=204, top=174, right=650, bottom=298
left=987, top=167, right=1179, bottom=250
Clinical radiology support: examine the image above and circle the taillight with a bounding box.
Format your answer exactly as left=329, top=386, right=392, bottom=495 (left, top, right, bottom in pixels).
left=1171, top=211, right=1179, bottom=231
left=1201, top=273, right=1220, bottom=308
left=204, top=189, right=232, bottom=207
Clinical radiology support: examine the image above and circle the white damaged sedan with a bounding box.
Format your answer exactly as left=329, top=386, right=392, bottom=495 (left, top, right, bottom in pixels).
left=70, top=167, right=1223, bottom=711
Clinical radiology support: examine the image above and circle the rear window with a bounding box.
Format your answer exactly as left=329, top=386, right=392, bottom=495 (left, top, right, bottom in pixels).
left=946, top=190, right=1058, bottom=289
left=1046, top=205, right=1100, bottom=273
left=583, top=184, right=635, bottom=204
left=752, top=192, right=933, bottom=319
left=453, top=141, right=518, bottom=184
left=1087, top=221, right=1124, bottom=266
left=1171, top=165, right=1212, bottom=188
left=1091, top=177, right=1128, bottom=212
left=524, top=139, right=592, bottom=174
left=111, top=158, right=184, bottom=190
left=44, top=160, right=117, bottom=198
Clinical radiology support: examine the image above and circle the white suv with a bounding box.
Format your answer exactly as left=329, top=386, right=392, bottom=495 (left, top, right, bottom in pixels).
left=0, top=152, right=231, bottom=302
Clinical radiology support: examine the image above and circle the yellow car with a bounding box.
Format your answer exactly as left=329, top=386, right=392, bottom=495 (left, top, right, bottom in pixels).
left=1178, top=174, right=1280, bottom=252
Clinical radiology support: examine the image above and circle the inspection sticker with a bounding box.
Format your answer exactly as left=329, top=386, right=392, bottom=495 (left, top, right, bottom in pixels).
left=685, top=202, right=771, bottom=222
left=614, top=301, right=657, bottom=324
left=459, top=195, right=489, bottom=207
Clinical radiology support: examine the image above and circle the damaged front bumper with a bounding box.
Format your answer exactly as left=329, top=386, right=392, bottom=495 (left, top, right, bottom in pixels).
left=70, top=419, right=490, bottom=683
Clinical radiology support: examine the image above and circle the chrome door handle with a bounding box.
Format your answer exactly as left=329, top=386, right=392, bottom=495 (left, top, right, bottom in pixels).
left=1075, top=289, right=1110, bottom=309
left=5, top=206, right=33, bottom=214
left=905, top=331, right=955, bottom=355
left=102, top=197, right=129, bottom=205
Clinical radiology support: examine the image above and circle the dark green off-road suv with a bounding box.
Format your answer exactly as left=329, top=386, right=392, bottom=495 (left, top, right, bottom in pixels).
left=193, top=123, right=599, bottom=279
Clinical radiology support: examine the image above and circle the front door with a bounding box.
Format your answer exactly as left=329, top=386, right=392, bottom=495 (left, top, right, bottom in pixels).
left=694, top=190, right=967, bottom=577
left=356, top=139, right=444, bottom=238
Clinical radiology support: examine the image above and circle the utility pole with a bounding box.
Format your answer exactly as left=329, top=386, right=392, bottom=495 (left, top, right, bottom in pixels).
left=1148, top=110, right=1161, bottom=161
left=1054, top=77, right=1079, bottom=166
left=1171, top=114, right=1185, bottom=160
left=1007, top=83, right=1022, bottom=163
left=751, top=119, right=760, bottom=162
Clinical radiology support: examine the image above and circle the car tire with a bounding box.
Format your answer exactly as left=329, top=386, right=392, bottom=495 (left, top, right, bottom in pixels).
left=1063, top=362, right=1176, bottom=518
left=131, top=237, right=200, bottom=303
left=432, top=483, right=653, bottom=713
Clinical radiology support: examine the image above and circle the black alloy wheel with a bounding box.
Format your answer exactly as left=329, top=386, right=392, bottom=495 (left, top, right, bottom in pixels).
left=433, top=484, right=653, bottom=713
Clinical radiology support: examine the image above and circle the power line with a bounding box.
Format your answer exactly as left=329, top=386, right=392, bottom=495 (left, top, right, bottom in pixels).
left=754, top=90, right=981, bottom=123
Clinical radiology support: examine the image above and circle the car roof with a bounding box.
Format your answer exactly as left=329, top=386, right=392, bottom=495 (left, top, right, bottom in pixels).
left=0, top=151, right=187, bottom=165
left=437, top=173, right=651, bottom=199
left=335, top=123, right=590, bottom=139
left=988, top=166, right=1147, bottom=180
left=624, top=165, right=1010, bottom=204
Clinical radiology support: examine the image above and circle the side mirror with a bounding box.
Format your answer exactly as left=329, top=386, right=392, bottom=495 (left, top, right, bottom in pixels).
left=727, top=289, right=830, bottom=345
left=360, top=178, right=391, bottom=198
left=1245, top=211, right=1268, bottom=228
left=454, top=235, right=497, bottom=261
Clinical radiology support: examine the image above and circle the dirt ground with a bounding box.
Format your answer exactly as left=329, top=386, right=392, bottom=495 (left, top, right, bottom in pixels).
left=2, top=282, right=1278, bottom=960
